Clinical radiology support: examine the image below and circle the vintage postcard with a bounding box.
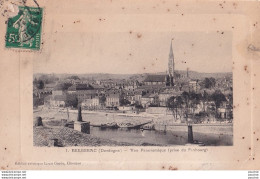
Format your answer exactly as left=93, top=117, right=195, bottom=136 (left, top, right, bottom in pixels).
left=0, top=0, right=259, bottom=170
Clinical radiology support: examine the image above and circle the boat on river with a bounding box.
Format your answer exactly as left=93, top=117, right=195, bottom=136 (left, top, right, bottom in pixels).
left=100, top=122, right=120, bottom=129
left=118, top=121, right=153, bottom=130
left=141, top=124, right=155, bottom=130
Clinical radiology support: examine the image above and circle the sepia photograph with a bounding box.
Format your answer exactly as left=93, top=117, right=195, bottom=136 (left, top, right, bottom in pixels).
left=33, top=32, right=233, bottom=147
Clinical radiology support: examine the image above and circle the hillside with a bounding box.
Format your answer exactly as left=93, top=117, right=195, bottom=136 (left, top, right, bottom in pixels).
left=34, top=71, right=232, bottom=82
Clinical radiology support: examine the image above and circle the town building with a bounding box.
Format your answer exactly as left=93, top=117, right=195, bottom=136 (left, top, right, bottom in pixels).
left=52, top=83, right=72, bottom=96
left=33, top=89, right=52, bottom=107
left=49, top=95, right=66, bottom=107
left=189, top=80, right=200, bottom=92
left=143, top=41, right=175, bottom=87
left=82, top=97, right=100, bottom=109
left=217, top=107, right=233, bottom=119
left=52, top=84, right=65, bottom=96
left=125, top=93, right=135, bottom=104
left=134, top=90, right=142, bottom=104
left=158, top=92, right=172, bottom=107
left=143, top=75, right=167, bottom=86
left=33, top=89, right=52, bottom=99
left=67, top=84, right=97, bottom=103
left=67, top=83, right=94, bottom=93
left=140, top=93, right=158, bottom=107
left=157, top=89, right=182, bottom=107
left=106, top=93, right=120, bottom=107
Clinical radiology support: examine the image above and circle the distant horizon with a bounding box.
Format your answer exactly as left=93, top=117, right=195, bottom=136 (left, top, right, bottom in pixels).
left=33, top=70, right=232, bottom=76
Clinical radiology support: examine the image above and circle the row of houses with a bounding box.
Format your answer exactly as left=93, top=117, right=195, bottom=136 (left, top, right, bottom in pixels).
left=38, top=78, right=232, bottom=119
left=43, top=81, right=229, bottom=107
left=43, top=82, right=184, bottom=108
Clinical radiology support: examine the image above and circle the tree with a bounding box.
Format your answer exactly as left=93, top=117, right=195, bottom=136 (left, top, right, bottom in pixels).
left=100, top=95, right=106, bottom=104
left=119, top=98, right=131, bottom=106
left=227, top=93, right=233, bottom=107
left=33, top=77, right=38, bottom=86
left=181, top=91, right=190, bottom=123
left=33, top=98, right=44, bottom=107
left=38, top=74, right=59, bottom=84
left=209, top=77, right=216, bottom=87
left=68, top=75, right=80, bottom=80
left=167, top=96, right=179, bottom=119
left=211, top=90, right=227, bottom=118
left=189, top=91, right=202, bottom=117
left=148, top=95, right=160, bottom=107
left=211, top=90, right=226, bottom=108
left=134, top=103, right=143, bottom=109
left=167, top=96, right=175, bottom=118
left=167, top=96, right=176, bottom=108
left=202, top=90, right=210, bottom=112
left=65, top=93, right=78, bottom=108
left=175, top=96, right=184, bottom=120
left=203, top=77, right=216, bottom=88
left=60, top=83, right=73, bottom=90
left=99, top=95, right=106, bottom=109
left=36, top=80, right=44, bottom=89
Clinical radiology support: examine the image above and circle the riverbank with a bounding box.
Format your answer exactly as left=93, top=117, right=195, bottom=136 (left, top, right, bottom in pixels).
left=33, top=126, right=135, bottom=147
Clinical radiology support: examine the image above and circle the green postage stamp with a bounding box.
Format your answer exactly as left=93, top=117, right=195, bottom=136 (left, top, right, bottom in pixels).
left=5, top=6, right=43, bottom=50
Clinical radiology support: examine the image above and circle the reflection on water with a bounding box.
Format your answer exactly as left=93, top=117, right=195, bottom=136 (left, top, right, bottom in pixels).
left=90, top=127, right=233, bottom=146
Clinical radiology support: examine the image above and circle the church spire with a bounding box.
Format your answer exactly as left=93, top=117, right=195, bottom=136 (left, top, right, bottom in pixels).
left=169, top=40, right=174, bottom=59
left=166, top=40, right=175, bottom=87
left=168, top=40, right=174, bottom=77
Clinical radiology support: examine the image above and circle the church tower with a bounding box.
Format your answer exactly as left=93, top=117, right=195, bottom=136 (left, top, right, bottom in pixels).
left=168, top=40, right=174, bottom=77
left=167, top=40, right=174, bottom=86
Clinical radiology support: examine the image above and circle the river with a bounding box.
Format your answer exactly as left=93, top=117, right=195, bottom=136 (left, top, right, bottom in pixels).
left=90, top=127, right=233, bottom=146
left=35, top=108, right=233, bottom=146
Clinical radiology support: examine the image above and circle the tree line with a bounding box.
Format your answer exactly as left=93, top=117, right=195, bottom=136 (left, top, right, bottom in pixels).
left=166, top=90, right=232, bottom=122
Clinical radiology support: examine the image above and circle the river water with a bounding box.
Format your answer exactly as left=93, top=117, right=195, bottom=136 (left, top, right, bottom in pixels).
left=35, top=109, right=233, bottom=146
left=90, top=127, right=233, bottom=146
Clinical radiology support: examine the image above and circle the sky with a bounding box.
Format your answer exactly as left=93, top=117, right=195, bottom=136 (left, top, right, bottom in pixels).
left=33, top=31, right=232, bottom=74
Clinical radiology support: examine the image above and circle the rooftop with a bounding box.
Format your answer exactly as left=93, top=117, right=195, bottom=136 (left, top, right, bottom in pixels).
left=143, top=75, right=166, bottom=82
left=53, top=83, right=73, bottom=91
left=53, top=95, right=66, bottom=101
left=68, top=84, right=94, bottom=91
